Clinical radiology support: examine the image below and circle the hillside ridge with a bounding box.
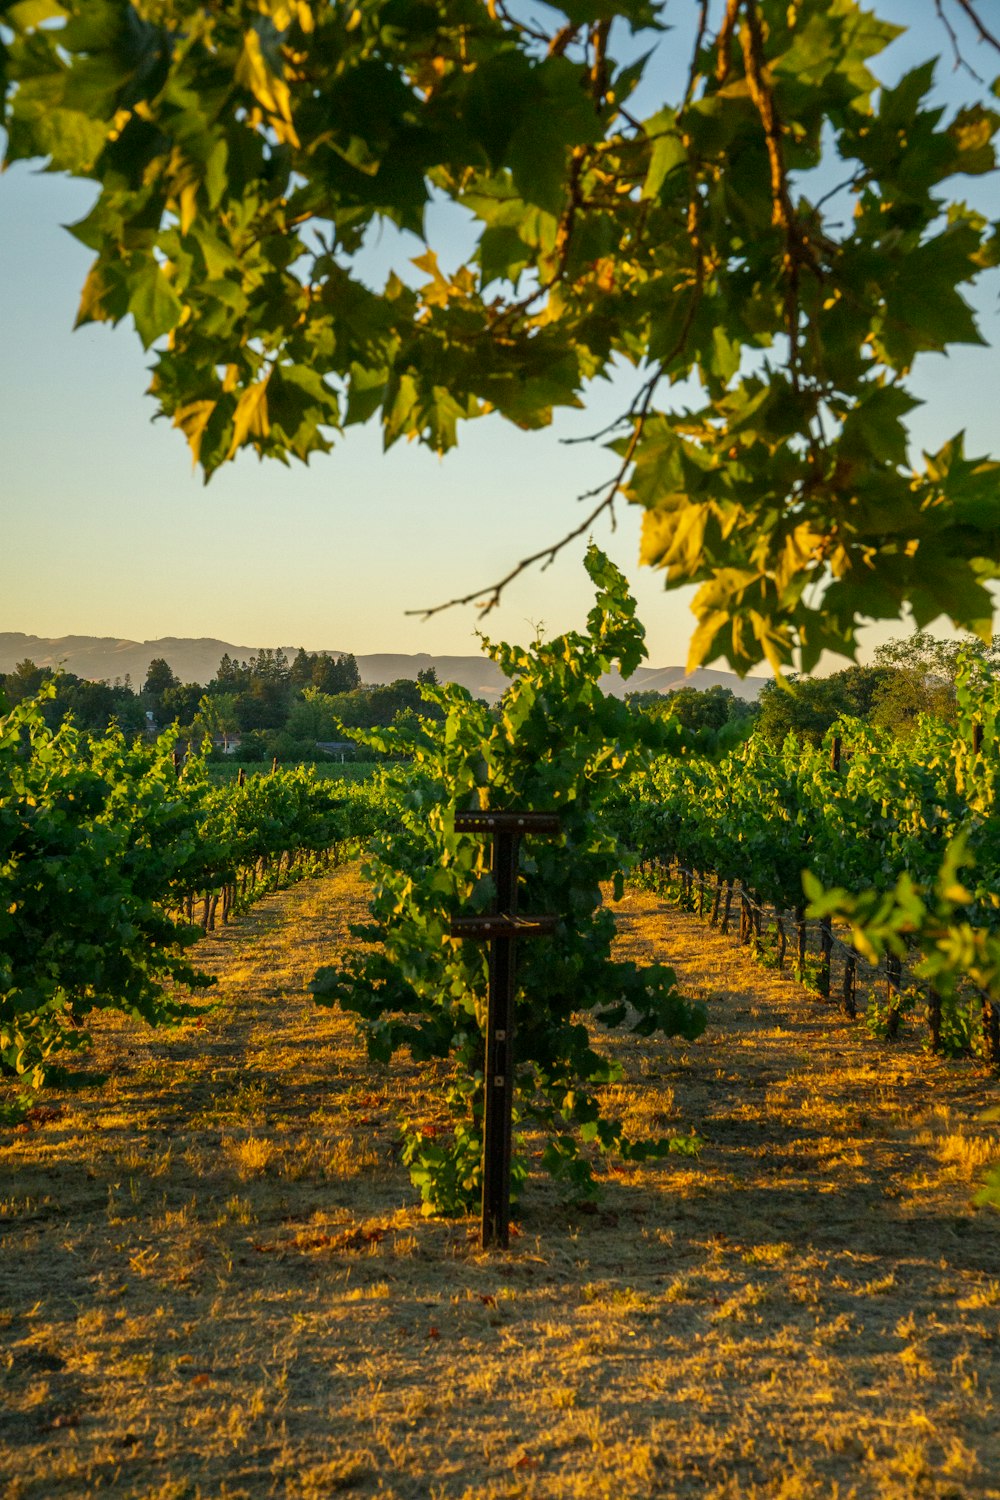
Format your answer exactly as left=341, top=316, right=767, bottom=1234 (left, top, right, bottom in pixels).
left=0, top=632, right=765, bottom=702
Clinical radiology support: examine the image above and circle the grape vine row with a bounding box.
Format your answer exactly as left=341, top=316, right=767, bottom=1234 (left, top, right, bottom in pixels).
left=610, top=666, right=1000, bottom=1061
left=0, top=690, right=386, bottom=1082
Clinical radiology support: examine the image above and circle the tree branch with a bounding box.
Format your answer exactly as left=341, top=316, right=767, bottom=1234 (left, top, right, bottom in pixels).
left=408, top=377, right=661, bottom=621
left=590, top=19, right=611, bottom=108
left=715, top=0, right=741, bottom=85
left=683, top=1, right=709, bottom=109
left=935, top=0, right=986, bottom=80
left=950, top=0, right=1000, bottom=54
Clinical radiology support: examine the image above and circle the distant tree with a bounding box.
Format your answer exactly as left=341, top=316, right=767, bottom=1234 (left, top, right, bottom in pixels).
left=234, top=691, right=273, bottom=732
left=416, top=666, right=439, bottom=688
left=325, top=678, right=444, bottom=731
left=243, top=648, right=289, bottom=687
left=193, top=692, right=240, bottom=749
left=755, top=666, right=896, bottom=745
left=627, top=684, right=756, bottom=734
left=106, top=681, right=145, bottom=734
left=668, top=685, right=751, bottom=733
left=313, top=652, right=361, bottom=695
left=2, top=659, right=49, bottom=705
left=143, top=658, right=179, bottom=719
left=53, top=677, right=116, bottom=732
left=209, top=652, right=251, bottom=695
left=1, top=664, right=143, bottom=734
left=159, top=681, right=203, bottom=729
left=289, top=647, right=313, bottom=689
left=869, top=632, right=1000, bottom=733
left=228, top=649, right=293, bottom=730
left=289, top=647, right=359, bottom=694
left=286, top=689, right=339, bottom=743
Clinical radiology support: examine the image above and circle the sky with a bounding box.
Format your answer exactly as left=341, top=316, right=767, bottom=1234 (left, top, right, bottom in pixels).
left=1, top=1, right=999, bottom=674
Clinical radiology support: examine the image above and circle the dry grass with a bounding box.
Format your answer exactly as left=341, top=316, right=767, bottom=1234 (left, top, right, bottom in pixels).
left=1, top=871, right=999, bottom=1499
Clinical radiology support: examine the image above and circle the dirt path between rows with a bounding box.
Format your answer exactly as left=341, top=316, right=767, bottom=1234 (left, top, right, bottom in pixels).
left=1, top=869, right=999, bottom=1500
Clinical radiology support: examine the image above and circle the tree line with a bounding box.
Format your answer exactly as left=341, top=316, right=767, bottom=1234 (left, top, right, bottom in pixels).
left=0, top=648, right=445, bottom=762
left=751, top=635, right=1000, bottom=746
left=3, top=633, right=996, bottom=760
left=623, top=635, right=1000, bottom=749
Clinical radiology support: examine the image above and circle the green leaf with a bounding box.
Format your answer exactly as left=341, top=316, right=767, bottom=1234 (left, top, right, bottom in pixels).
left=5, top=1, right=67, bottom=27
left=839, top=384, right=920, bottom=466
left=642, top=110, right=685, bottom=200
left=127, top=262, right=184, bottom=348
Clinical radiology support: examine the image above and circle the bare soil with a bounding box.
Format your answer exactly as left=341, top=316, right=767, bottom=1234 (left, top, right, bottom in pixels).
left=1, top=869, right=998, bottom=1500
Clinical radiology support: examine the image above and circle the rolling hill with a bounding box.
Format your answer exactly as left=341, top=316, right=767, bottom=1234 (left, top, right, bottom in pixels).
left=0, top=633, right=766, bottom=703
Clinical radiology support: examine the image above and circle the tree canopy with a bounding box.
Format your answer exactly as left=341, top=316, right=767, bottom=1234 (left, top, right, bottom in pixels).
left=3, top=0, right=1000, bottom=672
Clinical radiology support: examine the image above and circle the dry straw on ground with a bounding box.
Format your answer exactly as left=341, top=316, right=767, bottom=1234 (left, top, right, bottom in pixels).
left=1, top=867, right=998, bottom=1499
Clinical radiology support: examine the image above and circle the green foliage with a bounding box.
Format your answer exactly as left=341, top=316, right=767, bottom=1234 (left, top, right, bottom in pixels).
left=321, top=678, right=443, bottom=731
left=628, top=684, right=754, bottom=730
left=312, top=547, right=706, bottom=1213
left=975, top=1166, right=1000, bottom=1211
left=754, top=666, right=896, bottom=746
left=869, top=631, right=1000, bottom=734
left=0, top=690, right=211, bottom=1082
left=143, top=657, right=179, bottom=717
left=613, top=660, right=1000, bottom=1057
left=0, top=691, right=384, bottom=1083
left=289, top=648, right=361, bottom=696
left=3, top=2, right=1000, bottom=670
left=1, top=660, right=145, bottom=734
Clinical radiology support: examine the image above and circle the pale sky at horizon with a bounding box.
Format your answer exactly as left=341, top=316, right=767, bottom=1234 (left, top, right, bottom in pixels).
left=2, top=1, right=999, bottom=676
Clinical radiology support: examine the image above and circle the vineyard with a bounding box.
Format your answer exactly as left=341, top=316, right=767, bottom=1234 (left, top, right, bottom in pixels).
left=2, top=559, right=1000, bottom=1496
left=0, top=690, right=386, bottom=1085
left=6, top=0, right=1000, bottom=1487
left=4, top=565, right=1000, bottom=1157
left=611, top=663, right=1000, bottom=1065
left=2, top=862, right=999, bottom=1499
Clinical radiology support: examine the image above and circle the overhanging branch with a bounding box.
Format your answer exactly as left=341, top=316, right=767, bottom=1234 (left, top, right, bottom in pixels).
left=407, top=376, right=660, bottom=621
left=950, top=0, right=1000, bottom=53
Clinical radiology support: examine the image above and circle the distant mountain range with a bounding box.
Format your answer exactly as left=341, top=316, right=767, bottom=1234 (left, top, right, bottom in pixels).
left=0, top=633, right=766, bottom=703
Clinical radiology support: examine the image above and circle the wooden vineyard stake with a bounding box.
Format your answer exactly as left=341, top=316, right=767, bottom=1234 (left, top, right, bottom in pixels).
left=886, top=952, right=903, bottom=1039
left=720, top=881, right=734, bottom=935
left=450, top=811, right=561, bottom=1250
left=795, top=906, right=807, bottom=974
left=818, top=919, right=833, bottom=999
left=818, top=735, right=843, bottom=998
left=842, top=951, right=857, bottom=1019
